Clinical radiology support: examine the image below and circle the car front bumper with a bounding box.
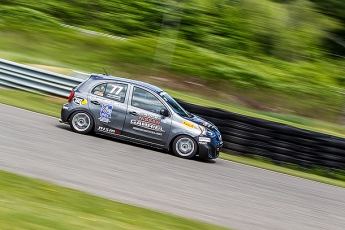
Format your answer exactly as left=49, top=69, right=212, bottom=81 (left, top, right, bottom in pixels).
left=197, top=136, right=223, bottom=160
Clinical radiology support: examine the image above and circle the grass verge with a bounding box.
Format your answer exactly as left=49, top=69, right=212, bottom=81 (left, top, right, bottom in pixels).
left=1, top=89, right=345, bottom=189
left=0, top=170, right=228, bottom=230
left=0, top=89, right=62, bottom=117
left=220, top=153, right=345, bottom=189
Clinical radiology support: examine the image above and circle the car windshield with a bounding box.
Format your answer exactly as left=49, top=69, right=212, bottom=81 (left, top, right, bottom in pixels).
left=159, top=92, right=189, bottom=117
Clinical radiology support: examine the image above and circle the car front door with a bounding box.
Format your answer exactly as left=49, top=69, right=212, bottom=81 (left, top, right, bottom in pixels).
left=88, top=82, right=129, bottom=135
left=122, top=86, right=172, bottom=146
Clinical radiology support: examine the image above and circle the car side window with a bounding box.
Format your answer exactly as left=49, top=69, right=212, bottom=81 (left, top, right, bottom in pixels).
left=91, top=82, right=128, bottom=103
left=131, top=87, right=166, bottom=114
left=104, top=83, right=128, bottom=103
left=92, top=83, right=106, bottom=97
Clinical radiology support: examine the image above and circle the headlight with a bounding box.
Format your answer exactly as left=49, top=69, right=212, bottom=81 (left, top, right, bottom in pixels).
left=207, top=130, right=216, bottom=137
left=198, top=125, right=207, bottom=135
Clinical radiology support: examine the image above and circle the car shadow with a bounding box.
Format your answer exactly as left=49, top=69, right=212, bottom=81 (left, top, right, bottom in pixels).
left=194, top=158, right=217, bottom=164
left=55, top=124, right=217, bottom=163
left=55, top=124, right=169, bottom=155
left=55, top=124, right=71, bottom=131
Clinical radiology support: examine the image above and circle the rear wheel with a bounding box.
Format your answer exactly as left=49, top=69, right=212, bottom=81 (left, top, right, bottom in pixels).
left=70, top=111, right=93, bottom=134
left=172, top=135, right=197, bottom=159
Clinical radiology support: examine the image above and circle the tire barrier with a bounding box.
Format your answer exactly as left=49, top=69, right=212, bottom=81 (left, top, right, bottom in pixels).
left=176, top=100, right=345, bottom=169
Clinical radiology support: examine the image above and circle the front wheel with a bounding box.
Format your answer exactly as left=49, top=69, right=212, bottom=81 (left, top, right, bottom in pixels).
left=172, top=135, right=197, bottom=159
left=69, top=111, right=94, bottom=134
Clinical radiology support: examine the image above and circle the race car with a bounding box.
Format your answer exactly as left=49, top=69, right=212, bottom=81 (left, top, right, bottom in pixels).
left=59, top=74, right=223, bottom=160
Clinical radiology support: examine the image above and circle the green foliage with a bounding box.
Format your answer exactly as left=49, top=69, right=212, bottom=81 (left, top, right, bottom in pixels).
left=2, top=0, right=339, bottom=61
left=2, top=0, right=165, bottom=36
left=1, top=1, right=345, bottom=123
left=0, top=6, right=60, bottom=31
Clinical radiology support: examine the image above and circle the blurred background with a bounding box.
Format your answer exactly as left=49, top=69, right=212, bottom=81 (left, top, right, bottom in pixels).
left=1, top=0, right=345, bottom=134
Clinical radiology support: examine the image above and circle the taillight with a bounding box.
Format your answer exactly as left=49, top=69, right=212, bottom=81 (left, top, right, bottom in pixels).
left=67, top=91, right=75, bottom=102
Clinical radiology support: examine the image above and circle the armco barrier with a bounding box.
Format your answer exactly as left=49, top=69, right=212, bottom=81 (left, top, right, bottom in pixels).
left=0, top=59, right=83, bottom=97
left=1, top=58, right=344, bottom=169
left=176, top=100, right=345, bottom=169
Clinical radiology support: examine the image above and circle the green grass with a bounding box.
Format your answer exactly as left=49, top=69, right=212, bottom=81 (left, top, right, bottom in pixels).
left=0, top=170, right=229, bottom=230
left=1, top=89, right=345, bottom=190
left=220, top=153, right=345, bottom=189
left=0, top=89, right=62, bottom=117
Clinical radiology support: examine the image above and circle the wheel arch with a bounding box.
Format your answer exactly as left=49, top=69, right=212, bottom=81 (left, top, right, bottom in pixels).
left=69, top=109, right=96, bottom=133
left=169, top=134, right=199, bottom=156
left=169, top=133, right=198, bottom=147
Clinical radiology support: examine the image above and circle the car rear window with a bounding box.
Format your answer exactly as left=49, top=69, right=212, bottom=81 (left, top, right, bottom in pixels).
left=91, top=82, right=128, bottom=103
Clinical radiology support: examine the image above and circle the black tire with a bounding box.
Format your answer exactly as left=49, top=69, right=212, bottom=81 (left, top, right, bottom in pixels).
left=222, top=142, right=247, bottom=154
left=69, top=111, right=94, bottom=134
left=271, top=146, right=298, bottom=156
left=248, top=140, right=271, bottom=150
left=226, top=136, right=248, bottom=145
left=319, top=146, right=345, bottom=156
left=172, top=135, right=198, bottom=159
left=231, top=129, right=252, bottom=139
left=318, top=153, right=345, bottom=162
left=225, top=120, right=255, bottom=132
left=320, top=160, right=345, bottom=169
left=246, top=147, right=272, bottom=157
left=252, top=133, right=272, bottom=142
left=316, top=136, right=345, bottom=149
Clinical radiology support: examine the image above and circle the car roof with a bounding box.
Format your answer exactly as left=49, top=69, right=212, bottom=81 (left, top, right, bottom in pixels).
left=90, top=74, right=164, bottom=94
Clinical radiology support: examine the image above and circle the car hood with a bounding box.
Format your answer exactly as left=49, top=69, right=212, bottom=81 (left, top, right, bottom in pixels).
left=185, top=114, right=219, bottom=132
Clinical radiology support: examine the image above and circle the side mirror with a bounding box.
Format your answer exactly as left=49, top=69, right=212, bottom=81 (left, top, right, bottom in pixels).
left=160, top=108, right=169, bottom=117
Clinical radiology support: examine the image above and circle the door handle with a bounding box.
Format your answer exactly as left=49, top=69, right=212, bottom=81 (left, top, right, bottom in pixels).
left=91, top=100, right=100, bottom=105
left=129, top=111, right=138, bottom=116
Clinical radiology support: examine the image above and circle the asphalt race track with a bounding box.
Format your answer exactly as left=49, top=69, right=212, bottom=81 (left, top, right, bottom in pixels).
left=1, top=103, right=345, bottom=230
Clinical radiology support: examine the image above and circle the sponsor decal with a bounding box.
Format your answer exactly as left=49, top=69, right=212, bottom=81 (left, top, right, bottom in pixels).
left=138, top=115, right=161, bottom=125
left=133, top=127, right=162, bottom=136
left=199, top=137, right=211, bottom=142
left=130, top=113, right=168, bottom=135
left=182, top=121, right=194, bottom=129
left=99, top=104, right=113, bottom=123
left=199, top=142, right=208, bottom=145
left=73, top=97, right=88, bottom=105
left=62, top=105, right=69, bottom=110
left=130, top=119, right=165, bottom=132
left=98, top=126, right=120, bottom=135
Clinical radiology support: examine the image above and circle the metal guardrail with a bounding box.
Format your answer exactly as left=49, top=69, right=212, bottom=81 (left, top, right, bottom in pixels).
left=0, top=58, right=84, bottom=97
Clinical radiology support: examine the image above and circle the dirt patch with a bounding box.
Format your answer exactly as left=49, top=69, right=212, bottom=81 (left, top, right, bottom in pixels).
left=26, top=64, right=73, bottom=75
left=45, top=96, right=66, bottom=104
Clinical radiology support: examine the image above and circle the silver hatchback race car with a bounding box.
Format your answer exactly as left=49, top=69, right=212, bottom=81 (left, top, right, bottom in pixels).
left=60, top=74, right=223, bottom=160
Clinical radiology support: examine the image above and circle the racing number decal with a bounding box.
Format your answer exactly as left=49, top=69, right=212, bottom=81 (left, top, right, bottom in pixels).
left=109, top=85, right=123, bottom=95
